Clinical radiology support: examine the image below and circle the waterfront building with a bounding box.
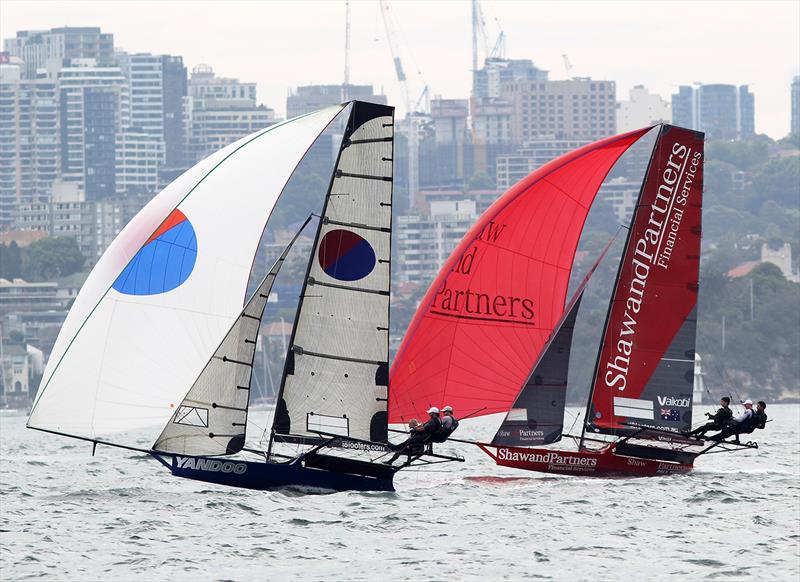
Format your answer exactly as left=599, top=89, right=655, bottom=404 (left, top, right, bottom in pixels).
left=0, top=56, right=59, bottom=227
left=495, top=138, right=588, bottom=190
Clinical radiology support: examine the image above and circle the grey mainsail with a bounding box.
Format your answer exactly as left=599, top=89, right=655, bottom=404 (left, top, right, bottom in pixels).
left=273, top=102, right=394, bottom=445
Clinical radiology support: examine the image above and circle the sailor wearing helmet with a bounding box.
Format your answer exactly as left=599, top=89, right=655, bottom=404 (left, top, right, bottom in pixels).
left=383, top=407, right=442, bottom=465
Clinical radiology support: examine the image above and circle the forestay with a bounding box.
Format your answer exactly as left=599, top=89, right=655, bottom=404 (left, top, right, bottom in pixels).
left=27, top=106, right=345, bottom=445
left=152, top=219, right=309, bottom=456
left=273, top=102, right=394, bottom=445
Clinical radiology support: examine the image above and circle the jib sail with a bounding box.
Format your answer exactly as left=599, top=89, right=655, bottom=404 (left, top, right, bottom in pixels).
left=585, top=125, right=704, bottom=437
left=152, top=221, right=307, bottom=456
left=272, top=102, right=394, bottom=445
left=492, top=235, right=617, bottom=447
left=389, top=128, right=653, bottom=424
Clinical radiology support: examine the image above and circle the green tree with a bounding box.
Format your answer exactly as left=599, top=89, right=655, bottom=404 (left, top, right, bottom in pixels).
left=706, top=138, right=770, bottom=170
left=0, top=241, right=23, bottom=279
left=23, top=237, right=85, bottom=280
left=749, top=156, right=800, bottom=210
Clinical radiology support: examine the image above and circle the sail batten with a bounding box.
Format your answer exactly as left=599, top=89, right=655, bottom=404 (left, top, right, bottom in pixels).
left=273, top=102, right=394, bottom=445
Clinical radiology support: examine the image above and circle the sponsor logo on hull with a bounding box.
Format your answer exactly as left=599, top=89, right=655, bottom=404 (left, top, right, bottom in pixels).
left=175, top=456, right=247, bottom=475
left=496, top=448, right=598, bottom=468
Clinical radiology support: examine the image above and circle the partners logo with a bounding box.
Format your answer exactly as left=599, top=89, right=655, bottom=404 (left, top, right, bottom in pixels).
left=431, top=220, right=536, bottom=325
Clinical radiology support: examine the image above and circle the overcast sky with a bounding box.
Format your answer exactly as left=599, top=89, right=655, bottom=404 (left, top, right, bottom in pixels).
left=2, top=0, right=798, bottom=138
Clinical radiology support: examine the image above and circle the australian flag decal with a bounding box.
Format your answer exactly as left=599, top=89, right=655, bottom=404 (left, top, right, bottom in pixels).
left=660, top=408, right=681, bottom=421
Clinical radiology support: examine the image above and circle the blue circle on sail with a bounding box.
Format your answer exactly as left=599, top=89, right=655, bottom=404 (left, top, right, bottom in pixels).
left=112, top=209, right=197, bottom=295
left=318, top=229, right=376, bottom=281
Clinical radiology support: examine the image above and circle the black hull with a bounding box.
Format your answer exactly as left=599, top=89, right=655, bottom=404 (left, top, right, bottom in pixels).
left=157, top=452, right=396, bottom=493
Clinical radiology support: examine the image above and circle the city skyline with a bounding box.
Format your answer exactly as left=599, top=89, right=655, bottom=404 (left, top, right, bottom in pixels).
left=1, top=0, right=798, bottom=139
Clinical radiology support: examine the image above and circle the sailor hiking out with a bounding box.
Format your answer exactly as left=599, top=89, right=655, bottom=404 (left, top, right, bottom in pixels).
left=384, top=407, right=443, bottom=465
left=686, top=397, right=733, bottom=438
left=432, top=406, right=459, bottom=443
left=709, top=400, right=767, bottom=443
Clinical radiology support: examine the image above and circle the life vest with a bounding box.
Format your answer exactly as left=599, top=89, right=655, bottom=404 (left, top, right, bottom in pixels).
left=753, top=410, right=767, bottom=430
left=443, top=415, right=459, bottom=435
left=431, top=416, right=459, bottom=443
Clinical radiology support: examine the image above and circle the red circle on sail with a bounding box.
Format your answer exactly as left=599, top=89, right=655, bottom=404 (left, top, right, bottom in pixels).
left=318, top=229, right=376, bottom=281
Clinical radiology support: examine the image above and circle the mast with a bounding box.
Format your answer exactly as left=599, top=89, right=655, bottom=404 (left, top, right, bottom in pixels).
left=268, top=101, right=395, bottom=454
left=267, top=107, right=355, bottom=457
left=581, top=124, right=704, bottom=445
left=579, top=126, right=664, bottom=450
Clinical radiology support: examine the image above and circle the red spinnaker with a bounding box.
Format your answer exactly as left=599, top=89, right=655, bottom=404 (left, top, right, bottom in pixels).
left=389, top=127, right=653, bottom=423
left=588, top=126, right=704, bottom=433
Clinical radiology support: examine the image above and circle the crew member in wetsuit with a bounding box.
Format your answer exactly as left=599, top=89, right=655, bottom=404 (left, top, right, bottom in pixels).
left=435, top=405, right=459, bottom=441
left=709, top=399, right=755, bottom=443
left=753, top=401, right=768, bottom=430
left=384, top=408, right=442, bottom=465
left=686, top=397, right=732, bottom=439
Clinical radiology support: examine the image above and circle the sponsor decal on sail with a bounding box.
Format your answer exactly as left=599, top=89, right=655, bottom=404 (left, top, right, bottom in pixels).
left=430, top=221, right=536, bottom=325
left=603, top=142, right=701, bottom=393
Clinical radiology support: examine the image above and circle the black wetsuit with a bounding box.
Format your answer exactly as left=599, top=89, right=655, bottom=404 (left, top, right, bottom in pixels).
left=710, top=409, right=758, bottom=442
left=688, top=406, right=733, bottom=438
left=386, top=416, right=442, bottom=464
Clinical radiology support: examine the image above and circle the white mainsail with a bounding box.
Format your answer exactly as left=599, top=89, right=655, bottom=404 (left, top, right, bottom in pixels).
left=28, top=106, right=345, bottom=445
left=274, top=103, right=394, bottom=444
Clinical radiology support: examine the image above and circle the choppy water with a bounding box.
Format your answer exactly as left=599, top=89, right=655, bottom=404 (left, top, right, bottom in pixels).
left=1, top=405, right=799, bottom=581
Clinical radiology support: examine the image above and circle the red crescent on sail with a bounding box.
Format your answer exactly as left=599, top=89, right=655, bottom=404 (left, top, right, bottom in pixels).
left=388, top=127, right=653, bottom=424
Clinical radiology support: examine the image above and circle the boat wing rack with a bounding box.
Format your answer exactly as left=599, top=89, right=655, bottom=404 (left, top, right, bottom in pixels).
left=306, top=430, right=465, bottom=470
left=617, top=424, right=760, bottom=457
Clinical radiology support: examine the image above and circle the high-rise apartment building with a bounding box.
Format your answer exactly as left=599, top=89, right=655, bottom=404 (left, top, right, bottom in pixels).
left=671, top=84, right=754, bottom=140
left=4, top=27, right=114, bottom=79
left=185, top=65, right=275, bottom=164
left=0, top=57, right=59, bottom=227
left=501, top=78, right=617, bottom=143
left=418, top=98, right=472, bottom=189
left=56, top=59, right=127, bottom=200
left=117, top=52, right=187, bottom=168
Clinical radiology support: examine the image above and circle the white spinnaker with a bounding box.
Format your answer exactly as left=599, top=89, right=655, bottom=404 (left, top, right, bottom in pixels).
left=28, top=105, right=345, bottom=445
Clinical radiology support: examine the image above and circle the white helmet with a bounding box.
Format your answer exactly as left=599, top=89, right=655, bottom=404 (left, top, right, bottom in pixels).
left=442, top=406, right=453, bottom=413
left=427, top=406, right=440, bottom=414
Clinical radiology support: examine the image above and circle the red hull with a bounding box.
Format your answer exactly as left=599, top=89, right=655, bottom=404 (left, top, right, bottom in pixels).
left=478, top=443, right=694, bottom=477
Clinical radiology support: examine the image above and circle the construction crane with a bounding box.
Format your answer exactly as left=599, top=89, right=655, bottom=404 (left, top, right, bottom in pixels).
left=379, top=0, right=427, bottom=209
left=562, top=54, right=574, bottom=79
left=342, top=1, right=351, bottom=102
